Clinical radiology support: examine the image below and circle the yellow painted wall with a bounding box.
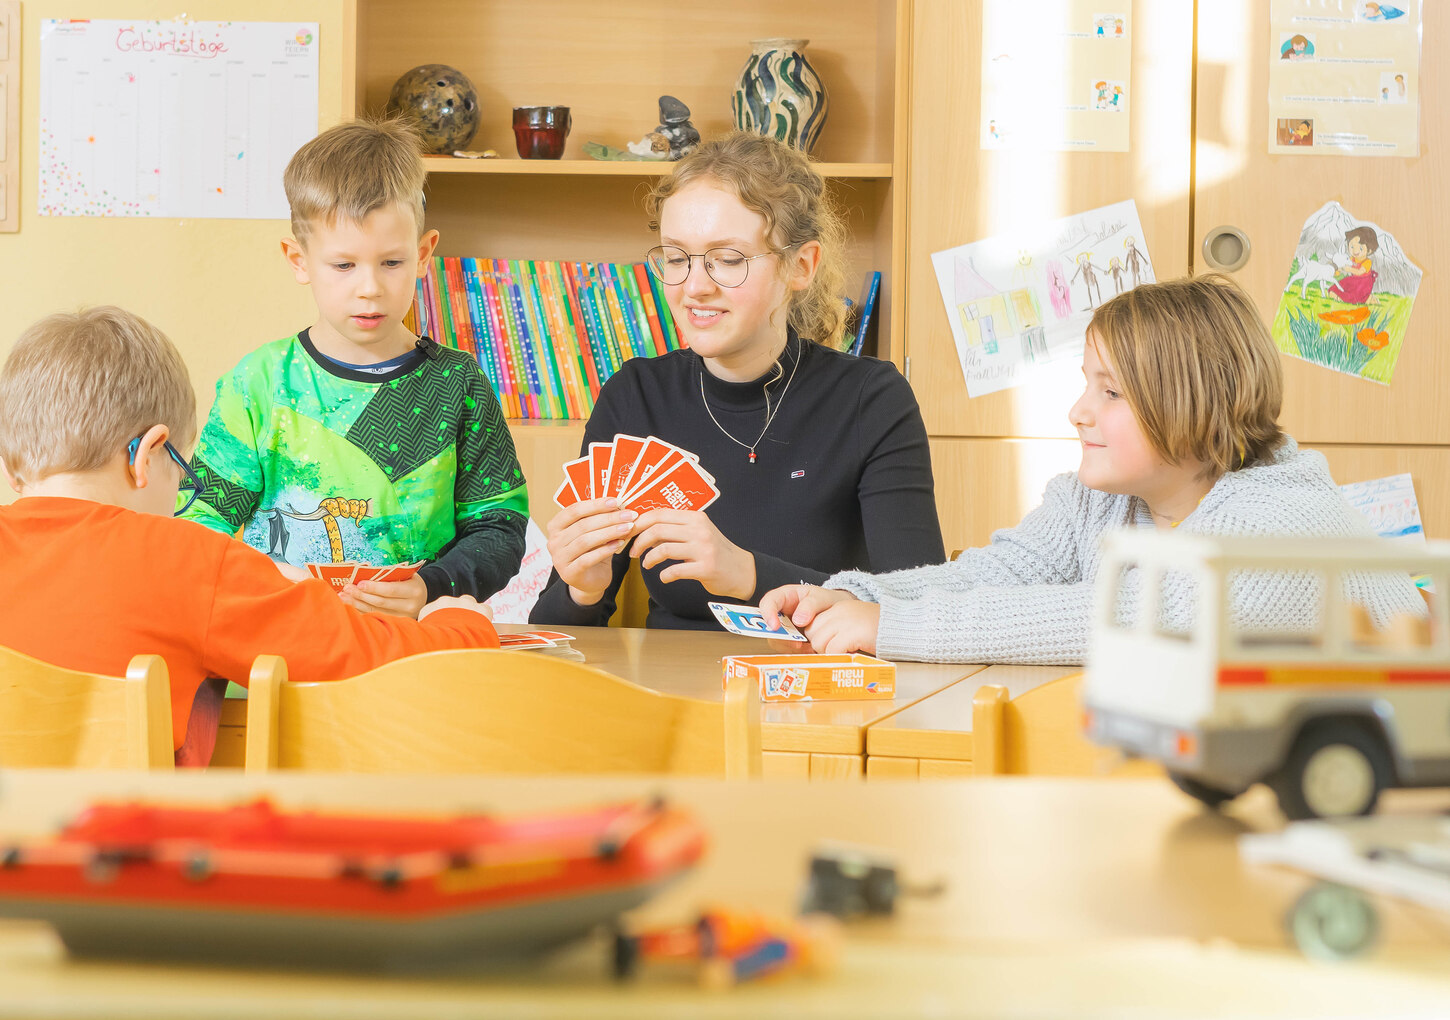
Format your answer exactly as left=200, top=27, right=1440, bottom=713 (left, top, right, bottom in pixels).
left=0, top=1, right=350, bottom=503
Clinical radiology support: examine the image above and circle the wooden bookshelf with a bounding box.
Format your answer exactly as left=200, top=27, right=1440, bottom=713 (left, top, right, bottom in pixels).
left=421, top=156, right=894, bottom=179
left=347, top=0, right=907, bottom=366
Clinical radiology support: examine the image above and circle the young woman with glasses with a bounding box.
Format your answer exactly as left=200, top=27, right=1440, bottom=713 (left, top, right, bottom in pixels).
left=531, top=132, right=943, bottom=630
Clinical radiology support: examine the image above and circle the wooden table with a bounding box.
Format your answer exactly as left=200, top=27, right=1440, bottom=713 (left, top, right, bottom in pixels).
left=212, top=627, right=981, bottom=779
left=2, top=770, right=1449, bottom=1018
left=864, top=664, right=1079, bottom=778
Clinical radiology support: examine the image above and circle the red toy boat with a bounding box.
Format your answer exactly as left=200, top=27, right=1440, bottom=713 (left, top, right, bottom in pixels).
left=0, top=796, right=704, bottom=971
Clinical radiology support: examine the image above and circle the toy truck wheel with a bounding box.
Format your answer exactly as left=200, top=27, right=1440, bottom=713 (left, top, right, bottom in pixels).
left=1167, top=771, right=1238, bottom=809
left=1271, top=721, right=1393, bottom=820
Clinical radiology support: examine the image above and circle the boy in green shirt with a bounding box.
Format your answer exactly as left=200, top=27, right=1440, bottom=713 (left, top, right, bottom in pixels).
left=183, top=119, right=527, bottom=617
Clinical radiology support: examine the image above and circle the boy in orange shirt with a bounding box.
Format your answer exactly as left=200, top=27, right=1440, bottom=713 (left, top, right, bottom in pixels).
left=0, top=307, right=501, bottom=766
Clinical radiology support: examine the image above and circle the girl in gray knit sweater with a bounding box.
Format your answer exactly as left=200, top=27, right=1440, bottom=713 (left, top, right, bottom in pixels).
left=761, top=274, right=1425, bottom=664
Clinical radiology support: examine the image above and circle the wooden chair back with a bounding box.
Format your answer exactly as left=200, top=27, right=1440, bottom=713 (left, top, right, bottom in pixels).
left=0, top=645, right=174, bottom=769
left=244, top=648, right=760, bottom=777
left=971, top=672, right=1159, bottom=778
left=608, top=559, right=651, bottom=628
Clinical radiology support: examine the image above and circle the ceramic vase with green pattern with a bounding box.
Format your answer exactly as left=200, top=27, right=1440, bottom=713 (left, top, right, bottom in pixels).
left=731, top=38, right=829, bottom=154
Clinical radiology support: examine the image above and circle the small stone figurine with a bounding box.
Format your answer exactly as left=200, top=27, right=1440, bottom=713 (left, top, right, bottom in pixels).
left=654, top=95, right=700, bottom=160
left=593, top=96, right=703, bottom=162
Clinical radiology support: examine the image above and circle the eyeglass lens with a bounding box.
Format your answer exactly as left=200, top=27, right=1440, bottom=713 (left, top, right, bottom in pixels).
left=646, top=246, right=751, bottom=288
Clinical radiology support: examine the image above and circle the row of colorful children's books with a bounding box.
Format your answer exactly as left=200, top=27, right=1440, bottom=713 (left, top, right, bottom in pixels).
left=411, top=257, right=683, bottom=420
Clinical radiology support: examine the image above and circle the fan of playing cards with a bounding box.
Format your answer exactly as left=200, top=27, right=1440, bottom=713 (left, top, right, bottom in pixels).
left=307, top=561, right=423, bottom=594
left=553, top=434, right=720, bottom=514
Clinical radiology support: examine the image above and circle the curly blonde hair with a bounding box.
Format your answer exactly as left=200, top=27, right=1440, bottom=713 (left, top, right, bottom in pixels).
left=644, top=132, right=850, bottom=350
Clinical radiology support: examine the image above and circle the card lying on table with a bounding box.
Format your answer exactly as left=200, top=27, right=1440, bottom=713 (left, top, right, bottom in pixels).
left=554, top=434, right=720, bottom=514
left=708, top=602, right=808, bottom=642
left=496, top=629, right=584, bottom=661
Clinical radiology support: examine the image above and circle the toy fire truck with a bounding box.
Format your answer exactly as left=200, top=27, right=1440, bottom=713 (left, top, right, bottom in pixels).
left=1083, top=532, right=1445, bottom=820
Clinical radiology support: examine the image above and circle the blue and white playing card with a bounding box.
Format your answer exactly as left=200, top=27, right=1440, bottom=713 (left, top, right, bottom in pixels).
left=708, top=602, right=808, bottom=642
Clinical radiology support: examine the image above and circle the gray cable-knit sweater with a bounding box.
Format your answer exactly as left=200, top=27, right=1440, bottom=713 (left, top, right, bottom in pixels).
left=824, top=439, right=1426, bottom=664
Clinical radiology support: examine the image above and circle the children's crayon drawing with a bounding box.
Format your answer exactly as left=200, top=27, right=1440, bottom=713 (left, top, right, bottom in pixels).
left=931, top=199, right=1153, bottom=398
left=1271, top=201, right=1421, bottom=386
left=485, top=518, right=553, bottom=623
left=1339, top=473, right=1424, bottom=545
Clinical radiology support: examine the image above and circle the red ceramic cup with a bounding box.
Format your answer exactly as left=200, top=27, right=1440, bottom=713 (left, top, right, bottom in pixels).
left=512, top=106, right=572, bottom=159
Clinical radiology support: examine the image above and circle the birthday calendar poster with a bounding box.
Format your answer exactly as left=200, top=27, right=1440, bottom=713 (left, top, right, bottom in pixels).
left=39, top=19, right=319, bottom=218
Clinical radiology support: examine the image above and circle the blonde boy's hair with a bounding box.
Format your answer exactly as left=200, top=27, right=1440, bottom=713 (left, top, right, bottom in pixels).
left=0, top=307, right=196, bottom=485
left=644, top=132, right=850, bottom=349
left=283, top=117, right=427, bottom=243
left=1089, top=273, right=1285, bottom=475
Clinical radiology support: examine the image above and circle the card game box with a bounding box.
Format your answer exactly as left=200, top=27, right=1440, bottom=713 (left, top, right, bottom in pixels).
left=722, top=654, right=896, bottom=703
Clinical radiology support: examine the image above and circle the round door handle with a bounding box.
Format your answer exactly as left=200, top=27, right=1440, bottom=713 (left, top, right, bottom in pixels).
left=1202, top=225, right=1251, bottom=272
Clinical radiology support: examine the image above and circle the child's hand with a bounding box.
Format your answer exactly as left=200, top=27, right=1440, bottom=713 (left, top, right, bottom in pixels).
left=800, top=600, right=882, bottom=655
left=628, top=509, right=755, bottom=600
left=342, top=574, right=428, bottom=619
left=274, top=561, right=310, bottom=582
left=419, top=595, right=494, bottom=621
left=759, top=583, right=857, bottom=629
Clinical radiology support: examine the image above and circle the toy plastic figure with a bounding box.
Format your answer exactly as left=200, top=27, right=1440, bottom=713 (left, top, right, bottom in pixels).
left=614, top=908, right=839, bottom=988
left=1083, top=532, right=1443, bottom=820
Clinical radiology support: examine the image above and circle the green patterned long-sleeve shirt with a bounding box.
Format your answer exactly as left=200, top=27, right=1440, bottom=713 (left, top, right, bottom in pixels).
left=182, top=330, right=528, bottom=601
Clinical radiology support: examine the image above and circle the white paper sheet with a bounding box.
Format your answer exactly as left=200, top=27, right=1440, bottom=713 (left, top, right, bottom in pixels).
left=931, top=199, right=1154, bottom=398
left=39, top=19, right=318, bottom=218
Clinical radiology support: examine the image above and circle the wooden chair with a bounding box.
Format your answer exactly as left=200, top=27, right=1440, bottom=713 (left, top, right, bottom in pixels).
left=607, top=558, right=651, bottom=628
left=244, top=649, right=761, bottom=777
left=0, top=645, right=173, bottom=769
left=969, top=672, right=1159, bottom=778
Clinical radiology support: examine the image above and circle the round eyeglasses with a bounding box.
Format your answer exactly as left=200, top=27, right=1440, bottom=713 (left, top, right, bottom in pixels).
left=645, top=244, right=798, bottom=289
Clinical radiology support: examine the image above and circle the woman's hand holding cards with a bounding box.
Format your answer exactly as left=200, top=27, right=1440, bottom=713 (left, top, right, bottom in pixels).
left=546, top=498, right=639, bottom=607
left=629, top=509, right=756, bottom=600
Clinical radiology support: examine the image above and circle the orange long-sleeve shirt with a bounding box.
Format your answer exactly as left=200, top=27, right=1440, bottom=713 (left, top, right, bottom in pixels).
left=0, top=497, right=500, bottom=754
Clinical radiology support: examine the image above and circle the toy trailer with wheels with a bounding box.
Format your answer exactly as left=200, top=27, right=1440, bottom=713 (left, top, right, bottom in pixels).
left=1082, top=532, right=1449, bottom=820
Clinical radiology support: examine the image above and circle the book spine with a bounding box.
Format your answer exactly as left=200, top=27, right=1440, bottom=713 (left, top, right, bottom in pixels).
left=631, top=262, right=668, bottom=356
left=413, top=271, right=431, bottom=340
left=491, top=258, right=530, bottom=418
left=554, top=261, right=601, bottom=406
left=462, top=258, right=498, bottom=389
left=538, top=262, right=590, bottom=417
left=612, top=262, right=650, bottom=359
left=600, top=263, right=639, bottom=361
left=451, top=257, right=476, bottom=355
left=524, top=260, right=569, bottom=419
left=429, top=258, right=448, bottom=346
left=475, top=260, right=509, bottom=416
left=434, top=257, right=457, bottom=350
left=644, top=263, right=680, bottom=350
left=490, top=260, right=525, bottom=419
left=586, top=264, right=626, bottom=374
left=849, top=271, right=882, bottom=357
left=573, top=262, right=614, bottom=385
left=505, top=260, right=543, bottom=419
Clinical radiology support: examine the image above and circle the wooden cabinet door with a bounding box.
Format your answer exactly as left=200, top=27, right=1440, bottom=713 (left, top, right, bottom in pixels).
left=1193, top=1, right=1447, bottom=445
left=903, top=0, right=1194, bottom=440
